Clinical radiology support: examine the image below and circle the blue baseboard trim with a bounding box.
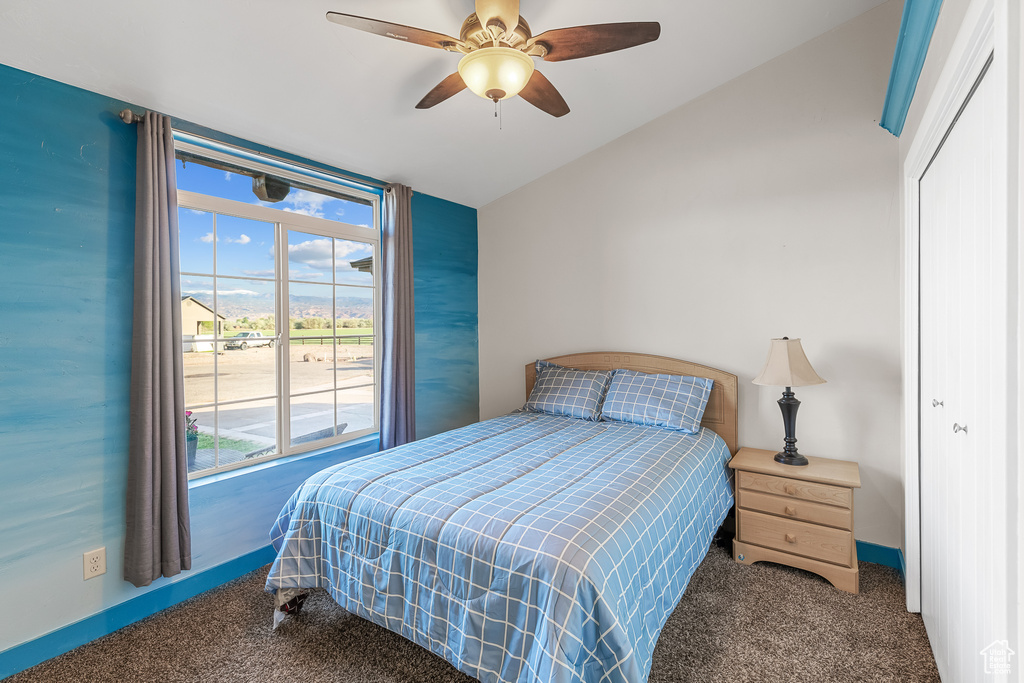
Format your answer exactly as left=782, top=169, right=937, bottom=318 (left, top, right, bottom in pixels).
left=880, top=0, right=944, bottom=136
left=856, top=540, right=905, bottom=578
left=0, top=544, right=277, bottom=680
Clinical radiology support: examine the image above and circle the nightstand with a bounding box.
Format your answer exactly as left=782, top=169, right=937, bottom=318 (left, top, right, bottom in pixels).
left=729, top=447, right=861, bottom=594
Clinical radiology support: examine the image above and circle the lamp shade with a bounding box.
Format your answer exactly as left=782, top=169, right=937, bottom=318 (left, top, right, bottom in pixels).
left=458, top=47, right=535, bottom=102
left=752, top=338, right=826, bottom=388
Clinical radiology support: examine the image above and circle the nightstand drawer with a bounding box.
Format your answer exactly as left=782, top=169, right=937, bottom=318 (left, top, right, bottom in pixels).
left=737, top=489, right=853, bottom=530
left=737, top=470, right=852, bottom=509
left=737, top=509, right=853, bottom=566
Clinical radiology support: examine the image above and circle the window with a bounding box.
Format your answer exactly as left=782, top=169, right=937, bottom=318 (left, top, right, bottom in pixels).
left=175, top=135, right=380, bottom=477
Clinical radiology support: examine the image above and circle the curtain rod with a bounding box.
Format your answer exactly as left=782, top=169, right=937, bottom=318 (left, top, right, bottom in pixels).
left=117, top=109, right=388, bottom=191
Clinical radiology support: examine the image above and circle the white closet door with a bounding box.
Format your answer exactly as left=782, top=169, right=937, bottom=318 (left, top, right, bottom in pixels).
left=919, top=62, right=1009, bottom=683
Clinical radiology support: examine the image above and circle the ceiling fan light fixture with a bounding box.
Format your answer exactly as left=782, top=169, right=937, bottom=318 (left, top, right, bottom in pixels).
left=457, top=47, right=534, bottom=102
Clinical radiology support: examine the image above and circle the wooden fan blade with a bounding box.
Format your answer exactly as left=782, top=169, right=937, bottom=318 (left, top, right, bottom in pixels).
left=530, top=22, right=661, bottom=62
left=326, top=12, right=462, bottom=50
left=474, top=0, right=520, bottom=37
left=416, top=73, right=468, bottom=109
left=518, top=70, right=570, bottom=118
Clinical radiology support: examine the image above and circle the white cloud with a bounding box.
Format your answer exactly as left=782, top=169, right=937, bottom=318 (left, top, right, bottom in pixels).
left=199, top=232, right=215, bottom=243
left=224, top=234, right=251, bottom=245
left=285, top=237, right=372, bottom=275
left=243, top=269, right=275, bottom=277
left=336, top=241, right=371, bottom=259
left=281, top=190, right=332, bottom=218
left=288, top=237, right=333, bottom=269
left=224, top=171, right=232, bottom=181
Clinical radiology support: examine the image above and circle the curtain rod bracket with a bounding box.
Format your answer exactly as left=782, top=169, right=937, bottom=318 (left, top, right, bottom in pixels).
left=119, top=109, right=144, bottom=124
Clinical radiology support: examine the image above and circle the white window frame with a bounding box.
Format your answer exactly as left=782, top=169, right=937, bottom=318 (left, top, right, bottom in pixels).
left=175, top=140, right=381, bottom=478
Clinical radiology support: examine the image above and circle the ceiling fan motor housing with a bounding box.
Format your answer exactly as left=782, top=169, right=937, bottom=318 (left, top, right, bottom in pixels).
left=459, top=13, right=532, bottom=49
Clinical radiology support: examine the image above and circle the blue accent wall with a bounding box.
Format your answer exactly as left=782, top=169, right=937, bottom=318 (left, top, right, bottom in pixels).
left=412, top=193, right=480, bottom=439
left=0, top=62, right=478, bottom=677
left=880, top=0, right=944, bottom=136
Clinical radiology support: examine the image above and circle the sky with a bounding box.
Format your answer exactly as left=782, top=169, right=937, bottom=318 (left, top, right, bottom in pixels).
left=176, top=160, right=376, bottom=318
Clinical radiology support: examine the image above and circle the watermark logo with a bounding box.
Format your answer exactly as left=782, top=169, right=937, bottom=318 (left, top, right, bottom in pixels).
left=980, top=640, right=1015, bottom=676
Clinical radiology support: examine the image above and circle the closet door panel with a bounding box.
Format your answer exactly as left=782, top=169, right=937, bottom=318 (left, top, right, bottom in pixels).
left=918, top=65, right=1007, bottom=683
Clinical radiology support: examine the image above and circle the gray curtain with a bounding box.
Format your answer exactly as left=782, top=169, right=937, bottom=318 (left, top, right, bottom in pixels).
left=124, top=111, right=191, bottom=588
left=380, top=183, right=416, bottom=450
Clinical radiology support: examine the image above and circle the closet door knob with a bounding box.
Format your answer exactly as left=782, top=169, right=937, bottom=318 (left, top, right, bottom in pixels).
left=953, top=423, right=968, bottom=434
left=932, top=399, right=944, bottom=407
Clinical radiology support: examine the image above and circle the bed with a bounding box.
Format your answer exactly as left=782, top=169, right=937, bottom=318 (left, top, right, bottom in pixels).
left=266, top=352, right=738, bottom=683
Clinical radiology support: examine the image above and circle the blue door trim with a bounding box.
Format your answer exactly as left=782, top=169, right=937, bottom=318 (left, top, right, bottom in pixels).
left=880, top=0, right=944, bottom=136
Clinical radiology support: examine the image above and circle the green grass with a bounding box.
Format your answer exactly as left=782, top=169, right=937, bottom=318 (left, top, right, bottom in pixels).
left=196, top=433, right=266, bottom=455
left=289, top=327, right=373, bottom=337
left=214, top=327, right=374, bottom=346
left=288, top=328, right=374, bottom=346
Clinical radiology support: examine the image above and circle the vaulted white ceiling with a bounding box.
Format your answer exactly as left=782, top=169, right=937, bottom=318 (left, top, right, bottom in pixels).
left=0, top=0, right=890, bottom=208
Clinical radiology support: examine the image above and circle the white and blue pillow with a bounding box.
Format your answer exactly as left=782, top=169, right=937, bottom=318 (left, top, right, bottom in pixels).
left=525, top=360, right=613, bottom=421
left=601, top=369, right=713, bottom=433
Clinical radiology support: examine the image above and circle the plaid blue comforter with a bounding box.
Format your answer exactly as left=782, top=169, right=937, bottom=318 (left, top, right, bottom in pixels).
left=266, top=412, right=733, bottom=683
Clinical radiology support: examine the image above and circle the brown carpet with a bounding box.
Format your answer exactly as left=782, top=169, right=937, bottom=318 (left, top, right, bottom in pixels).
left=7, top=546, right=938, bottom=682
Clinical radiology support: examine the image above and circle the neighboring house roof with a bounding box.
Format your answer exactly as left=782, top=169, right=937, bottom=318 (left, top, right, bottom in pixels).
left=350, top=256, right=373, bottom=274
left=181, top=295, right=226, bottom=320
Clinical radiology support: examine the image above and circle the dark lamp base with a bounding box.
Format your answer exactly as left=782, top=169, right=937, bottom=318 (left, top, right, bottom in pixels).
left=774, top=387, right=808, bottom=466
left=774, top=451, right=809, bottom=467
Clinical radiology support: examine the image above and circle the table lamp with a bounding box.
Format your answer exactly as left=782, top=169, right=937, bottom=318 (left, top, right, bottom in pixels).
left=753, top=337, right=826, bottom=466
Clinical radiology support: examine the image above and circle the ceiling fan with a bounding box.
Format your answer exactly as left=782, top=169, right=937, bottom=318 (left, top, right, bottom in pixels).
left=326, top=0, right=661, bottom=117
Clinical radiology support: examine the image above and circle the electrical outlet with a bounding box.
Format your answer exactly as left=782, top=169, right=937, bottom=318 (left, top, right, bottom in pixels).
left=83, top=547, right=106, bottom=580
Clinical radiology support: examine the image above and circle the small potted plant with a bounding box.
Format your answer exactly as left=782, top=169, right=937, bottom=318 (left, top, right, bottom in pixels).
left=185, top=411, right=199, bottom=468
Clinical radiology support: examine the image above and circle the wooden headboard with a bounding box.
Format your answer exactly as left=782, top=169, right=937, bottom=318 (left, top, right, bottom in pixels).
left=525, top=351, right=739, bottom=455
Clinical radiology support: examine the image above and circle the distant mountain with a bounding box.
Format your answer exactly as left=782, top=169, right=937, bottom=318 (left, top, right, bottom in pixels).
left=182, top=290, right=372, bottom=320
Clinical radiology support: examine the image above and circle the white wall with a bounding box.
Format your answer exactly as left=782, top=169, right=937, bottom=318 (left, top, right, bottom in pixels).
left=478, top=1, right=903, bottom=547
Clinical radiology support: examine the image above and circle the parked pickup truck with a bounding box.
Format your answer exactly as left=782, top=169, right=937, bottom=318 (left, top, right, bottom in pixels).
left=225, top=331, right=275, bottom=350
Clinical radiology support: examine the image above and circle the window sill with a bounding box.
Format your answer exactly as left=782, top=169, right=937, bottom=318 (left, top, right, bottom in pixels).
left=188, top=432, right=379, bottom=490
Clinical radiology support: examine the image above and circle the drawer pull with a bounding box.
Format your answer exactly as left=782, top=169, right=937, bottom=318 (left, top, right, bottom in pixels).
left=784, top=483, right=797, bottom=495
left=784, top=506, right=797, bottom=517
left=785, top=533, right=797, bottom=544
